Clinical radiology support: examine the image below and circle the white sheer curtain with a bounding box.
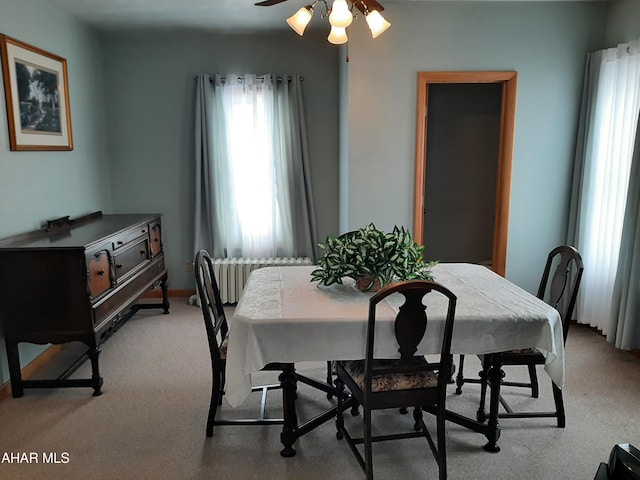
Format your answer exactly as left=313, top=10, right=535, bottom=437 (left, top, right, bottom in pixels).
left=569, top=40, right=640, bottom=344
left=194, top=73, right=317, bottom=260
left=218, top=74, right=293, bottom=258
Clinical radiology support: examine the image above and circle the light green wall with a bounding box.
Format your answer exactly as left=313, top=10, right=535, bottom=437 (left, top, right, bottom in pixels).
left=343, top=1, right=607, bottom=293
left=0, top=1, right=111, bottom=234
left=100, top=30, right=339, bottom=290
left=605, top=0, right=640, bottom=46
left=0, top=0, right=111, bottom=384
left=338, top=45, right=350, bottom=233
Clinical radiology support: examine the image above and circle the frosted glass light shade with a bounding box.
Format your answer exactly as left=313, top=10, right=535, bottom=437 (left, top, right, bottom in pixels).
left=327, top=26, right=348, bottom=44
left=328, top=0, right=353, bottom=28
left=287, top=7, right=313, bottom=36
left=366, top=10, right=391, bottom=38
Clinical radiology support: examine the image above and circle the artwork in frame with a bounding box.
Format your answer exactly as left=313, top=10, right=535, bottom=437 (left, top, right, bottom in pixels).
left=0, top=34, right=73, bottom=151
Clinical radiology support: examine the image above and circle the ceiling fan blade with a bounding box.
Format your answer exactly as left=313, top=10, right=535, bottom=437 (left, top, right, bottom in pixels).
left=255, top=0, right=289, bottom=6
left=354, top=0, right=385, bottom=14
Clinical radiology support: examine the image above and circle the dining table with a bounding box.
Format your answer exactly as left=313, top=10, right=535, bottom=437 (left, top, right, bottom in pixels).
left=224, top=263, right=564, bottom=457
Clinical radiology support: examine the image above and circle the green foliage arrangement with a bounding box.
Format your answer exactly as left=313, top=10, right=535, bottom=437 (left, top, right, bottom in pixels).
left=310, top=223, right=438, bottom=292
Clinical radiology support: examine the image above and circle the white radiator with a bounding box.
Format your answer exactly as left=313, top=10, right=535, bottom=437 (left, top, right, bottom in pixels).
left=212, top=257, right=313, bottom=304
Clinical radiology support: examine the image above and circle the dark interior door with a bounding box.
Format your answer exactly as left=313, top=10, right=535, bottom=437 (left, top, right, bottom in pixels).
left=423, top=83, right=502, bottom=266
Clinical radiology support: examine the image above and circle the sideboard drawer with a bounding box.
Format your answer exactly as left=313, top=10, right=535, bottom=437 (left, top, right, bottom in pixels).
left=112, top=224, right=150, bottom=252
left=113, top=236, right=149, bottom=282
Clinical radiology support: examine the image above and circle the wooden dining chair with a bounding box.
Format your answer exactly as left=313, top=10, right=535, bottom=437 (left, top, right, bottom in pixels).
left=194, top=249, right=288, bottom=436
left=455, top=245, right=584, bottom=427
left=334, top=280, right=457, bottom=480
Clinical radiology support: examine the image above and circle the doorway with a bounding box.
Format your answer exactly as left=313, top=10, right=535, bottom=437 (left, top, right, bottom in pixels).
left=413, top=72, right=517, bottom=276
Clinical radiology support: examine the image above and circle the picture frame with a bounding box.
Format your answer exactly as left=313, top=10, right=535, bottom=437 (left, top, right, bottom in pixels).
left=0, top=34, right=73, bottom=151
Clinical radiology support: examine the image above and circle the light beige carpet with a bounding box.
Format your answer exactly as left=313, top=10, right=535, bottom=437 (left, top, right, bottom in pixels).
left=0, top=298, right=638, bottom=479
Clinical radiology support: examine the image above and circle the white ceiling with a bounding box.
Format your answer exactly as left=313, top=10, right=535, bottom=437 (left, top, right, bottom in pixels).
left=42, top=0, right=605, bottom=33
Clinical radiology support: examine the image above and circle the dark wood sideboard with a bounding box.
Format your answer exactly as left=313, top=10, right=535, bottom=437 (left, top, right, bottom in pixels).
left=0, top=211, right=169, bottom=397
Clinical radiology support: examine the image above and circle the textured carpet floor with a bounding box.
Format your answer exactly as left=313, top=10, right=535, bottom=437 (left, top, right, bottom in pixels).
left=0, top=298, right=638, bottom=479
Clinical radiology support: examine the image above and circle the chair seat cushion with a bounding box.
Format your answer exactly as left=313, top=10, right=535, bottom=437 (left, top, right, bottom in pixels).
left=340, top=359, right=438, bottom=392
left=505, top=347, right=540, bottom=355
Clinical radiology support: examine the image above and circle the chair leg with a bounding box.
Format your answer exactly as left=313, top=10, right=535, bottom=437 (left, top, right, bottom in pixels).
left=206, top=391, right=217, bottom=437
left=364, top=407, right=374, bottom=480
left=335, top=376, right=345, bottom=440
left=527, top=363, right=539, bottom=398
left=207, top=373, right=223, bottom=437
left=551, top=382, right=566, bottom=428
left=455, top=354, right=466, bottom=394
left=437, top=404, right=447, bottom=480
left=326, top=360, right=334, bottom=399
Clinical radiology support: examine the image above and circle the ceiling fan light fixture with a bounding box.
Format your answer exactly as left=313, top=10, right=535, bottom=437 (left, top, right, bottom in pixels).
left=327, top=25, right=348, bottom=44
left=263, top=0, right=390, bottom=44
left=287, top=6, right=314, bottom=36
left=328, top=0, right=353, bottom=28
left=365, top=9, right=390, bottom=38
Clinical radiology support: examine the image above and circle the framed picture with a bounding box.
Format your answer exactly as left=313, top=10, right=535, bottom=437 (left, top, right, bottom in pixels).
left=0, top=35, right=73, bottom=151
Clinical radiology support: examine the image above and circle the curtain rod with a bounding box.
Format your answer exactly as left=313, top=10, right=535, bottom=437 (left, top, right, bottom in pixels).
left=194, top=75, right=303, bottom=83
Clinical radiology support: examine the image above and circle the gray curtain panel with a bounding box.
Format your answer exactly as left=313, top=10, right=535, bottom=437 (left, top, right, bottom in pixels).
left=274, top=74, right=318, bottom=261
left=610, top=119, right=640, bottom=350
left=193, top=73, right=216, bottom=257
left=567, top=51, right=600, bottom=248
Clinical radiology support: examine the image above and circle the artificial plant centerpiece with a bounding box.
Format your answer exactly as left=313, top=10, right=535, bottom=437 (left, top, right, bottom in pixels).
left=310, top=223, right=438, bottom=292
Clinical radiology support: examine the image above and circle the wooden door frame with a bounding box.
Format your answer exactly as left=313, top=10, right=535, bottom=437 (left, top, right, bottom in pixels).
left=413, top=71, right=517, bottom=277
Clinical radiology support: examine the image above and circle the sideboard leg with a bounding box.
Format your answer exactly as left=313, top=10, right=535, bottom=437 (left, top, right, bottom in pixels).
left=88, top=346, right=104, bottom=396
left=161, top=275, right=170, bottom=314
left=6, top=339, right=24, bottom=398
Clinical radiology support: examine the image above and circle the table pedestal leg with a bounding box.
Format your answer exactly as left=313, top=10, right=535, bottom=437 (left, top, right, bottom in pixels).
left=483, top=353, right=504, bottom=452
left=279, top=364, right=298, bottom=457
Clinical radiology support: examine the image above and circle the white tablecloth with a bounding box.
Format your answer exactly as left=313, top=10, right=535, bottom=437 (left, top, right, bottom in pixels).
left=225, top=263, right=564, bottom=407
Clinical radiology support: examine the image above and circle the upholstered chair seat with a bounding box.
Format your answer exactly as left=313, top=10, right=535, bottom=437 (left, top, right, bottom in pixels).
left=340, top=358, right=438, bottom=392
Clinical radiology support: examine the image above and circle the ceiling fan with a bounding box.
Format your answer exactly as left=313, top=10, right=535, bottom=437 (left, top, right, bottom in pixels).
left=255, top=0, right=385, bottom=15
left=254, top=0, right=390, bottom=44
